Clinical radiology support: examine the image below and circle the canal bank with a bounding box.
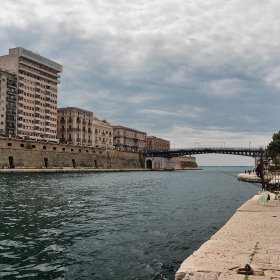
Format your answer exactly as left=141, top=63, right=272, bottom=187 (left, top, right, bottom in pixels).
left=175, top=191, right=280, bottom=280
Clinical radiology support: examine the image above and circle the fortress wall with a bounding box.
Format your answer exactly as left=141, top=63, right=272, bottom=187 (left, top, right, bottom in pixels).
left=0, top=139, right=143, bottom=169
left=173, top=156, right=198, bottom=169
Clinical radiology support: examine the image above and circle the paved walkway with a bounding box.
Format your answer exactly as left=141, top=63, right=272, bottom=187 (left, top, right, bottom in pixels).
left=175, top=192, right=280, bottom=280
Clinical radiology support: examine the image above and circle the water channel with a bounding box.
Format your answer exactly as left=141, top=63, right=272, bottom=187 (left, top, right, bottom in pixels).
left=0, top=167, right=259, bottom=279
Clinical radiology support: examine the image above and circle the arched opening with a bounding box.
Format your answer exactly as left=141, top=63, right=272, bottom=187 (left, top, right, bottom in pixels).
left=72, top=159, right=76, bottom=168
left=44, top=158, right=48, bottom=168
left=94, top=160, right=97, bottom=168
left=8, top=156, right=14, bottom=169
left=146, top=159, right=152, bottom=169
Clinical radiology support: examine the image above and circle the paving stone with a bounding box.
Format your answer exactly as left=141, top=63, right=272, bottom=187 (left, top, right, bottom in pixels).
left=175, top=192, right=280, bottom=280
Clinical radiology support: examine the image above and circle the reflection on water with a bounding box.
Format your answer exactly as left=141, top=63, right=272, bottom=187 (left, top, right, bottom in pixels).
left=0, top=167, right=258, bottom=279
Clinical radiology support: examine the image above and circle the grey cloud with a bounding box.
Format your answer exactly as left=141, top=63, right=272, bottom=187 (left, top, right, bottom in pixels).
left=1, top=0, right=280, bottom=163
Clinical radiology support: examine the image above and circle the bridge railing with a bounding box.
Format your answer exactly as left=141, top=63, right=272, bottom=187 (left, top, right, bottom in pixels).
left=147, top=147, right=263, bottom=152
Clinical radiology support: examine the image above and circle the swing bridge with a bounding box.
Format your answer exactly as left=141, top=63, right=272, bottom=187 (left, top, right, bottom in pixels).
left=144, top=147, right=264, bottom=159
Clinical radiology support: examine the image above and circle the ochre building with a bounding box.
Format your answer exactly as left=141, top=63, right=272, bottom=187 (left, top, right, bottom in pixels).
left=57, top=107, right=113, bottom=149
left=113, top=125, right=147, bottom=152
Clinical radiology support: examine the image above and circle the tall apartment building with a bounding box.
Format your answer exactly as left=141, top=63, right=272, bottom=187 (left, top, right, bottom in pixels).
left=0, top=69, right=17, bottom=137
left=57, top=107, right=113, bottom=148
left=146, top=136, right=170, bottom=151
left=0, top=47, right=63, bottom=141
left=113, top=125, right=147, bottom=152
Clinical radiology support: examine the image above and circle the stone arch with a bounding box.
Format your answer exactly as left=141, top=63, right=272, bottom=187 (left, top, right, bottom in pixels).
left=146, top=159, right=153, bottom=169
left=8, top=156, right=14, bottom=168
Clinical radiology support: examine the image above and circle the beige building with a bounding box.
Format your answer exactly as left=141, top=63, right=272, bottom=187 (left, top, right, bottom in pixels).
left=0, top=47, right=63, bottom=141
left=93, top=117, right=113, bottom=149
left=113, top=125, right=147, bottom=152
left=57, top=107, right=113, bottom=148
left=0, top=69, right=17, bottom=137
left=147, top=136, right=170, bottom=151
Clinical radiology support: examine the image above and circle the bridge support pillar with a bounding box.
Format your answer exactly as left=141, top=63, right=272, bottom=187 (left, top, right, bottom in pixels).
left=145, top=157, right=174, bottom=170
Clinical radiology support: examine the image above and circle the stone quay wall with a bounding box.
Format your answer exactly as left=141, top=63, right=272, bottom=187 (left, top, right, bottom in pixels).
left=173, top=156, right=199, bottom=169
left=0, top=138, right=144, bottom=169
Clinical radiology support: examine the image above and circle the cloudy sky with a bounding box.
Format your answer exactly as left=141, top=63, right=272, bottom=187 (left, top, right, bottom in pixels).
left=1, top=0, right=279, bottom=165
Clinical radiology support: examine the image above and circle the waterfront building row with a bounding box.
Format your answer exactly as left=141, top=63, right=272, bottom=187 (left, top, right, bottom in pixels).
left=0, top=47, right=170, bottom=152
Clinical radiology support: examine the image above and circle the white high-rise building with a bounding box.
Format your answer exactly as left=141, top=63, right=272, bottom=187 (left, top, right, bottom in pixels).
left=0, top=47, right=63, bottom=141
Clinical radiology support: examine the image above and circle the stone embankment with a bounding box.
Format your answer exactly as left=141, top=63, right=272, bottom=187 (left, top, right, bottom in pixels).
left=0, top=168, right=147, bottom=174
left=175, top=192, right=280, bottom=280
left=238, top=172, right=273, bottom=183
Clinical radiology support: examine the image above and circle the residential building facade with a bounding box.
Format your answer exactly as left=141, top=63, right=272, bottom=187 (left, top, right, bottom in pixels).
left=93, top=118, right=113, bottom=149
left=146, top=136, right=170, bottom=151
left=113, top=125, right=147, bottom=152
left=0, top=47, right=63, bottom=141
left=0, top=69, right=17, bottom=137
left=57, top=107, right=113, bottom=148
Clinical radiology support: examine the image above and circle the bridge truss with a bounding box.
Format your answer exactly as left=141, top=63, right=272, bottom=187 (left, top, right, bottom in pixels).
left=144, top=147, right=263, bottom=158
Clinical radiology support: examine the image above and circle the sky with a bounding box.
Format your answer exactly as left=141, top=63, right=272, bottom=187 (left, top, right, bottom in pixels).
left=1, top=0, right=279, bottom=166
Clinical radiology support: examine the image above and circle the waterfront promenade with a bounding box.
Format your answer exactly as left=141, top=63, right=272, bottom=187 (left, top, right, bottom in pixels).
left=175, top=192, right=280, bottom=280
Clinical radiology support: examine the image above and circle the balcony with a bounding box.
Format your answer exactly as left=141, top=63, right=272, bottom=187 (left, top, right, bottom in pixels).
left=35, top=104, right=41, bottom=108
left=18, top=106, right=24, bottom=110
left=17, top=121, right=23, bottom=124
left=35, top=111, right=40, bottom=115
left=35, top=98, right=41, bottom=102
left=45, top=113, right=51, bottom=117
left=88, top=129, right=92, bottom=133
left=6, top=96, right=16, bottom=101
left=6, top=110, right=15, bottom=115
left=7, top=83, right=17, bottom=88
left=46, top=89, right=51, bottom=93
left=17, top=127, right=23, bottom=131
left=18, top=100, right=24, bottom=104
left=19, top=87, right=24, bottom=91
left=60, top=119, right=65, bottom=123
left=34, top=123, right=40, bottom=127
left=76, top=119, right=81, bottom=123
left=60, top=128, right=65, bottom=132
left=19, top=80, right=25, bottom=85
left=77, top=138, right=81, bottom=142
left=18, top=113, right=24, bottom=118
left=45, top=131, right=50, bottom=135
left=82, top=139, right=87, bottom=142
left=45, top=101, right=51, bottom=105
left=45, top=125, right=50, bottom=129
left=19, top=93, right=24, bottom=98
left=67, top=128, right=73, bottom=131
left=34, top=130, right=41, bottom=134
left=82, top=121, right=86, bottom=125
left=88, top=140, right=92, bottom=143
left=35, top=91, right=41, bottom=95
left=46, top=94, right=51, bottom=99
left=35, top=117, right=40, bottom=121
left=45, top=119, right=50, bottom=123
left=36, top=85, right=41, bottom=89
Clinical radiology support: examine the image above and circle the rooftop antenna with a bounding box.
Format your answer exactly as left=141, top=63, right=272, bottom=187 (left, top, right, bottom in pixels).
left=66, top=77, right=68, bottom=107
left=145, top=111, right=146, bottom=133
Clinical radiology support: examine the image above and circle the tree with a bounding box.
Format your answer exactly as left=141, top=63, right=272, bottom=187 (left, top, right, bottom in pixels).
left=265, top=130, right=280, bottom=166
